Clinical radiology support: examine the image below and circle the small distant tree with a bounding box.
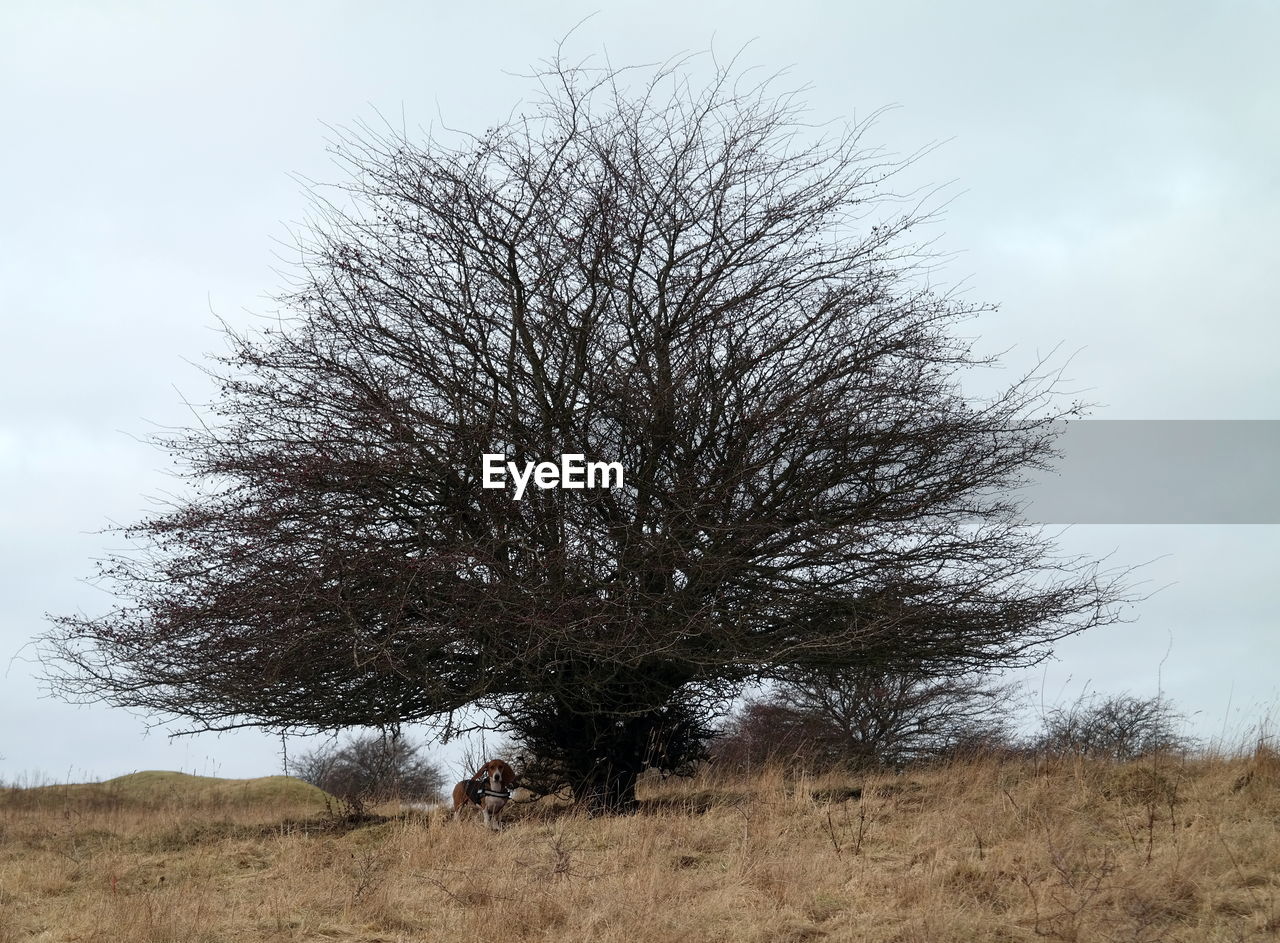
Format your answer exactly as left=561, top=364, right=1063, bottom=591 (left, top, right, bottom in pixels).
left=1035, top=694, right=1191, bottom=760
left=777, top=667, right=1020, bottom=767
left=711, top=697, right=832, bottom=772
left=290, top=733, right=446, bottom=801
left=715, top=668, right=1019, bottom=771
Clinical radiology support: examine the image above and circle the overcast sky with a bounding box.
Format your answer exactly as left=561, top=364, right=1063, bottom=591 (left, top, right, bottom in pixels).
left=2, top=1, right=1276, bottom=783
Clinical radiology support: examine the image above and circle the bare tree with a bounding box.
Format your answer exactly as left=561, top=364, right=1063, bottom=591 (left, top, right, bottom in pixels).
left=1036, top=694, right=1191, bottom=760
left=715, top=668, right=1019, bottom=772
left=782, top=667, right=1019, bottom=768
left=43, top=53, right=1126, bottom=811
left=711, top=697, right=834, bottom=773
left=290, top=733, right=446, bottom=802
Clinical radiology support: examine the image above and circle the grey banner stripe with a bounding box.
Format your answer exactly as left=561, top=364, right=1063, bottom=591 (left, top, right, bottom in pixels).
left=1015, top=420, right=1280, bottom=525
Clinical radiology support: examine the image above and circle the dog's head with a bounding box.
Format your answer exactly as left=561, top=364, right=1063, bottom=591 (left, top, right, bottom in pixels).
left=477, top=758, right=517, bottom=793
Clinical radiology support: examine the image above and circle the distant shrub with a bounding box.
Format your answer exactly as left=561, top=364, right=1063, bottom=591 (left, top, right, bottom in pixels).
left=1035, top=694, right=1193, bottom=761
left=289, top=733, right=446, bottom=802
left=713, top=668, right=1020, bottom=772
left=710, top=698, right=833, bottom=773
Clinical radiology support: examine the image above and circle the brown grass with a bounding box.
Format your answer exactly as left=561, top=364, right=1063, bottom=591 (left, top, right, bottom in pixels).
left=1, top=749, right=1277, bottom=942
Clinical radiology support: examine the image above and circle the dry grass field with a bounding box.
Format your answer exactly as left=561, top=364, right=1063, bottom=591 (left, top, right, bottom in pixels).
left=1, top=749, right=1277, bottom=942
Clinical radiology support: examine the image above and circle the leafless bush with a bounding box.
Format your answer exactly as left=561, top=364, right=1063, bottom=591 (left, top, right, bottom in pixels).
left=709, top=698, right=830, bottom=773
left=290, top=732, right=446, bottom=802
left=714, top=668, right=1020, bottom=772
left=1035, top=694, right=1193, bottom=761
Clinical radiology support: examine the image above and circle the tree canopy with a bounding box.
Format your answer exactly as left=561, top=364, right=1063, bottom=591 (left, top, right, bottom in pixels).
left=44, top=55, right=1124, bottom=809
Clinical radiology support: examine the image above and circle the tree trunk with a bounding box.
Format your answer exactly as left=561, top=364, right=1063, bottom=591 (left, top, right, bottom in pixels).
left=510, top=681, right=713, bottom=813
left=574, top=759, right=641, bottom=813
left=516, top=706, right=660, bottom=813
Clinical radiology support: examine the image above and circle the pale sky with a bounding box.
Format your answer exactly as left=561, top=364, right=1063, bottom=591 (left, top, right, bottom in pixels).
left=2, top=1, right=1276, bottom=782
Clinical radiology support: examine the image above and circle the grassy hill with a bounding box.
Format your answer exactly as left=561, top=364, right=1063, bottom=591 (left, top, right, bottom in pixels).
left=0, top=750, right=1276, bottom=941
left=1, top=769, right=329, bottom=811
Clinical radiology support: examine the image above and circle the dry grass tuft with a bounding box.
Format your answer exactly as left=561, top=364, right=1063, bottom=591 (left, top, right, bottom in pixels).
left=1, top=755, right=1276, bottom=941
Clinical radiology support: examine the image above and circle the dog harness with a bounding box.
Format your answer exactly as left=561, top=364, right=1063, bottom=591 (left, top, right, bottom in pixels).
left=467, top=774, right=511, bottom=805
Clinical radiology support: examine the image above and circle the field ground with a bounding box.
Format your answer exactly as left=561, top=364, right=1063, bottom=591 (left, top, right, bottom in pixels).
left=1, top=751, right=1277, bottom=942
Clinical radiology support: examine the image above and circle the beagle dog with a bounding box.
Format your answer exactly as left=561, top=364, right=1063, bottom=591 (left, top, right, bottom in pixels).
left=451, top=759, right=518, bottom=830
